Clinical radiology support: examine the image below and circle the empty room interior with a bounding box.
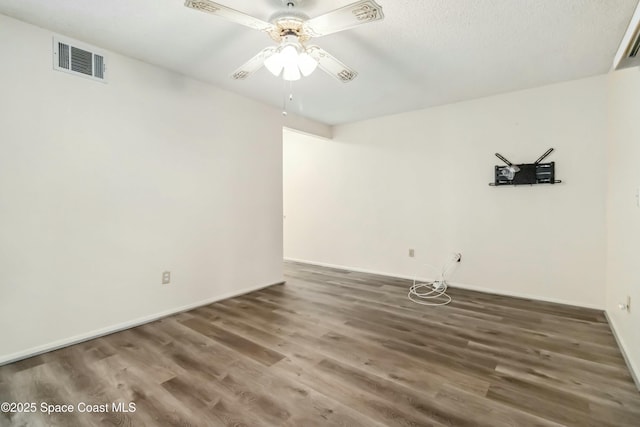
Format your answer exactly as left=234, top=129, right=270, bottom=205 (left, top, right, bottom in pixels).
left=1, top=0, right=640, bottom=425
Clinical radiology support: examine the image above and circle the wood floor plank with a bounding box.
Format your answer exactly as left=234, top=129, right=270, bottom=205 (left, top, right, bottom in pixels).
left=434, top=383, right=565, bottom=427
left=1, top=261, right=639, bottom=426
left=268, top=356, right=443, bottom=427
left=180, top=317, right=286, bottom=367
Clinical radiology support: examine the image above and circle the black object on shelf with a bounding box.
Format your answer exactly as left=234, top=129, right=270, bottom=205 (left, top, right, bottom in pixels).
left=489, top=148, right=562, bottom=186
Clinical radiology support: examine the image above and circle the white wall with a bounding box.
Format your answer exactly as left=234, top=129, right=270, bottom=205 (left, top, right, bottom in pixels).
left=606, top=67, right=640, bottom=384
left=284, top=76, right=609, bottom=309
left=0, top=14, right=287, bottom=363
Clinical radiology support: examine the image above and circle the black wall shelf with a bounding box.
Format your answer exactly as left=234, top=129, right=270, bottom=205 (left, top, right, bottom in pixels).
left=489, top=162, right=562, bottom=186
left=489, top=148, right=562, bottom=186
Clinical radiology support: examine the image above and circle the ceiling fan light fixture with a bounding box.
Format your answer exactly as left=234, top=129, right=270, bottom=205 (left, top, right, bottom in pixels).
left=269, top=34, right=309, bottom=81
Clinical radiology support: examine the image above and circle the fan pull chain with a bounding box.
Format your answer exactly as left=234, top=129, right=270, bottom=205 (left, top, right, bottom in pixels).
left=282, top=80, right=294, bottom=116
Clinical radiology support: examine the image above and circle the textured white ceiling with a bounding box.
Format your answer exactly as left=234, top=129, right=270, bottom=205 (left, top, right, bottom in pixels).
left=0, top=0, right=637, bottom=125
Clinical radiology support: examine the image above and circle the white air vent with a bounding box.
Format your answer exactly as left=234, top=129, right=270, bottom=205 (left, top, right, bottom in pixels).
left=53, top=36, right=107, bottom=82
left=613, top=3, right=640, bottom=70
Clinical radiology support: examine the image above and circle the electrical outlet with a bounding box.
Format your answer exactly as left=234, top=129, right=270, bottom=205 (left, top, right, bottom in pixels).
left=162, top=271, right=171, bottom=285
left=409, top=249, right=415, bottom=257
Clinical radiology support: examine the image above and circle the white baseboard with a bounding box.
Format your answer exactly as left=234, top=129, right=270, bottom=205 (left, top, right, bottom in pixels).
left=285, top=257, right=426, bottom=282
left=284, top=257, right=603, bottom=310
left=445, top=280, right=604, bottom=310
left=604, top=311, right=640, bottom=391
left=0, top=280, right=284, bottom=367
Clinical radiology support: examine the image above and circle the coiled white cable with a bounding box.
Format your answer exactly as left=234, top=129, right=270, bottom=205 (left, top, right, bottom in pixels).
left=408, top=253, right=460, bottom=306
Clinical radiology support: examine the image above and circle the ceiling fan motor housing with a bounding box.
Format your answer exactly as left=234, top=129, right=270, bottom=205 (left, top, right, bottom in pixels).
left=268, top=9, right=310, bottom=42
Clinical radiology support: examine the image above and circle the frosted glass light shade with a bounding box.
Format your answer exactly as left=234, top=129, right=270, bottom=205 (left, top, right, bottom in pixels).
left=280, top=45, right=299, bottom=68
left=282, top=63, right=301, bottom=81
left=264, top=52, right=284, bottom=76
left=298, top=52, right=318, bottom=76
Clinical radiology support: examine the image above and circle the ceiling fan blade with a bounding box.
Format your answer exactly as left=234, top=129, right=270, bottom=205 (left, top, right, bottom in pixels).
left=307, top=46, right=358, bottom=83
left=230, top=47, right=276, bottom=80
left=303, top=0, right=384, bottom=37
left=185, top=0, right=273, bottom=31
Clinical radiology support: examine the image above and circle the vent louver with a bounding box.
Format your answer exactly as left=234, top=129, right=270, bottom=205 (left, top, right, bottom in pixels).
left=58, top=42, right=69, bottom=69
left=53, top=36, right=107, bottom=82
left=70, top=46, right=93, bottom=75
left=94, top=55, right=104, bottom=79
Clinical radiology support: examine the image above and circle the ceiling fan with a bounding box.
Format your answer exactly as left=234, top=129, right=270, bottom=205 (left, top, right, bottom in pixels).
left=184, top=0, right=384, bottom=83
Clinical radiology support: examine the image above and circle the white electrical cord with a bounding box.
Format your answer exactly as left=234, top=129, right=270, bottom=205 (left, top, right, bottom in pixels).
left=408, top=253, right=460, bottom=306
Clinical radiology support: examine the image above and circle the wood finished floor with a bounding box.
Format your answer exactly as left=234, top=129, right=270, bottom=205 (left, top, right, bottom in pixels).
left=1, top=261, right=639, bottom=426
